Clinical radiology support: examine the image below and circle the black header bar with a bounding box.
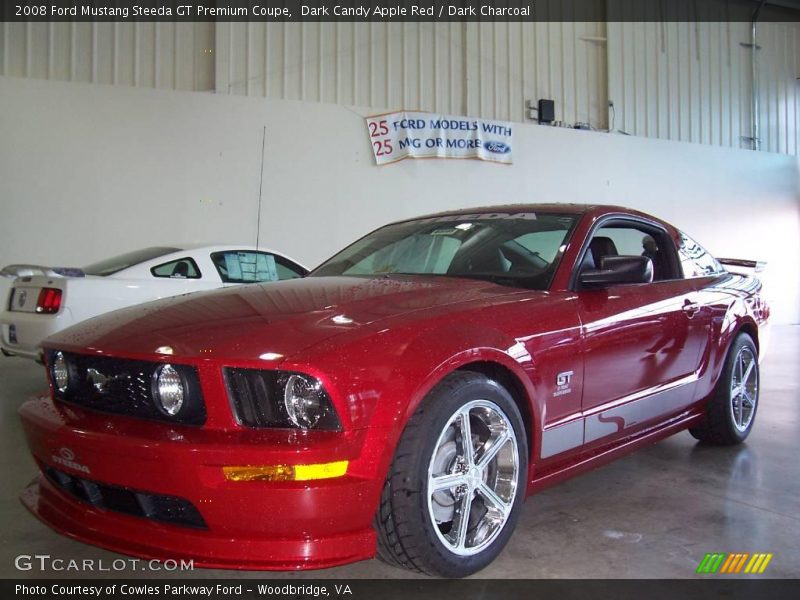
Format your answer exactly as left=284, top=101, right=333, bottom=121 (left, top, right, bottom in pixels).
left=2, top=0, right=800, bottom=23
left=4, top=579, right=800, bottom=600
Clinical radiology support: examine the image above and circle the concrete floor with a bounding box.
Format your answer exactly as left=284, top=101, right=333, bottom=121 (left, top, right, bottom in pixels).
left=1, top=326, right=798, bottom=579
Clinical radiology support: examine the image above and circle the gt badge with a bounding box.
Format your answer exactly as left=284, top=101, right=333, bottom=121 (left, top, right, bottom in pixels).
left=554, top=370, right=574, bottom=397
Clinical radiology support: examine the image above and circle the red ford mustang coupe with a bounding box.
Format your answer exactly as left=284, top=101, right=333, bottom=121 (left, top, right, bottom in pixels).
left=20, top=204, right=768, bottom=577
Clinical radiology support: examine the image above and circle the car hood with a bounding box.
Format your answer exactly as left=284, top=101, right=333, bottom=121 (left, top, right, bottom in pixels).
left=46, top=276, right=523, bottom=361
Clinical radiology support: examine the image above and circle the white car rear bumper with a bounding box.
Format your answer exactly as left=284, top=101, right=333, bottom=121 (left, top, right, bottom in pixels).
left=0, top=308, right=74, bottom=361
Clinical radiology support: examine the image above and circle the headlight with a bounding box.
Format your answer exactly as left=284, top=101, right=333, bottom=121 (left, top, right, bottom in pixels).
left=225, top=368, right=341, bottom=430
left=51, top=351, right=69, bottom=392
left=152, top=364, right=185, bottom=416
left=284, top=374, right=327, bottom=429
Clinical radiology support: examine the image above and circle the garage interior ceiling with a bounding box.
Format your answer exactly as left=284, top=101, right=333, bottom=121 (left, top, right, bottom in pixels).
left=1, top=17, right=798, bottom=156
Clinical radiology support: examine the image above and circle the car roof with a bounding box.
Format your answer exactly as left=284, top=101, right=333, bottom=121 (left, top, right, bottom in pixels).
left=169, top=243, right=274, bottom=252
left=390, top=203, right=639, bottom=223
left=107, top=245, right=306, bottom=276
left=145, top=244, right=299, bottom=259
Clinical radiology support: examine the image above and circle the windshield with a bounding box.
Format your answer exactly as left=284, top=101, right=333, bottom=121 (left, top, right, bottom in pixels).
left=83, top=247, right=181, bottom=276
left=311, top=212, right=578, bottom=290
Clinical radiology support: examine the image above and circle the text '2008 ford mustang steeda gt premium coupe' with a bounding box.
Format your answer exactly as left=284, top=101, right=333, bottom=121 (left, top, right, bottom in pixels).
left=19, top=205, right=769, bottom=577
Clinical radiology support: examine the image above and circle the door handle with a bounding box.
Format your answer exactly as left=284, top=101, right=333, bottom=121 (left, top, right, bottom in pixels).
left=682, top=301, right=700, bottom=318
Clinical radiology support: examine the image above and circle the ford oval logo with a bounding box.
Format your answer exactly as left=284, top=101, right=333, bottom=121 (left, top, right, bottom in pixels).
left=483, top=141, right=511, bottom=154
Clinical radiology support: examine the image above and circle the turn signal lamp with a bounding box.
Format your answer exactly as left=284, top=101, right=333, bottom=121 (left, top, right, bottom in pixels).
left=222, top=460, right=348, bottom=482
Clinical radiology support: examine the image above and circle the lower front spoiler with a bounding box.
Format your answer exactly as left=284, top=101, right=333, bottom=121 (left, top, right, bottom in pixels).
left=21, top=476, right=376, bottom=571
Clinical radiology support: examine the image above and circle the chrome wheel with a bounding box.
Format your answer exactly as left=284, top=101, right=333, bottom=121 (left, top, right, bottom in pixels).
left=426, top=399, right=519, bottom=557
left=730, top=345, right=758, bottom=433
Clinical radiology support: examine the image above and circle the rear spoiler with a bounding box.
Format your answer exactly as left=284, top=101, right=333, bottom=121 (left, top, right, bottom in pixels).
left=1, top=264, right=85, bottom=278
left=718, top=258, right=767, bottom=273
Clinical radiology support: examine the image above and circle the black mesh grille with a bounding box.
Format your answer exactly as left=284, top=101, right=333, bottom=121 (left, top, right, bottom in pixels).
left=43, top=467, right=206, bottom=529
left=225, top=368, right=284, bottom=428
left=49, top=351, right=205, bottom=425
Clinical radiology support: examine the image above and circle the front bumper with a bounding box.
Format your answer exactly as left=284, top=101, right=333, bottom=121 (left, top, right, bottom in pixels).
left=19, top=394, right=380, bottom=570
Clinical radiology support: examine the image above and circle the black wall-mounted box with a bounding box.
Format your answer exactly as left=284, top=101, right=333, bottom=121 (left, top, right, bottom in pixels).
left=538, top=99, right=555, bottom=124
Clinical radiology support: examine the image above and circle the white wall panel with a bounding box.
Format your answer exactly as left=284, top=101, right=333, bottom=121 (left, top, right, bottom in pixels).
left=216, top=22, right=470, bottom=114
left=463, top=21, right=607, bottom=126
left=608, top=20, right=800, bottom=155
left=0, top=22, right=214, bottom=91
left=0, top=18, right=797, bottom=154
left=759, top=22, right=800, bottom=155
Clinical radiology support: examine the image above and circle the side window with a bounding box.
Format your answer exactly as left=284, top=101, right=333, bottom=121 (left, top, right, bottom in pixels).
left=150, top=258, right=201, bottom=279
left=274, top=256, right=307, bottom=280
left=678, top=232, right=723, bottom=278
left=211, top=251, right=303, bottom=283
left=582, top=223, right=679, bottom=282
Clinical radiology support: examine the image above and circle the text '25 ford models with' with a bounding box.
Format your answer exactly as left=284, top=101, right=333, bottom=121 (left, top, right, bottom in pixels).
left=19, top=205, right=769, bottom=577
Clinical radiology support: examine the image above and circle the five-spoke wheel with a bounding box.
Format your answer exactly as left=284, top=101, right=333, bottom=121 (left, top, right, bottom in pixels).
left=376, top=371, right=527, bottom=577
left=427, top=400, right=518, bottom=556
left=690, top=332, right=760, bottom=445
left=729, top=345, right=758, bottom=433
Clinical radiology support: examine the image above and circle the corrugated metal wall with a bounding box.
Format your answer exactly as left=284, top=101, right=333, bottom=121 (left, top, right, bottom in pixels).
left=1, top=20, right=798, bottom=155
left=607, top=21, right=800, bottom=154
left=215, top=21, right=608, bottom=128
left=463, top=21, right=608, bottom=126
left=758, top=22, right=799, bottom=155
left=215, top=22, right=469, bottom=112
left=0, top=22, right=215, bottom=90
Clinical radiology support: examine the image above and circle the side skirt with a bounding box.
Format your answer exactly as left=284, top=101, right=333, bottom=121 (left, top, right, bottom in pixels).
left=526, top=410, right=705, bottom=496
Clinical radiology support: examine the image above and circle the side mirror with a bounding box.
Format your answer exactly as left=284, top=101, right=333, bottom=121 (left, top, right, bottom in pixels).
left=580, top=256, right=653, bottom=287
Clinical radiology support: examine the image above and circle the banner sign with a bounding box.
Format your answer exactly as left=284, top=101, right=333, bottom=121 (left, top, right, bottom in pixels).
left=366, top=111, right=513, bottom=166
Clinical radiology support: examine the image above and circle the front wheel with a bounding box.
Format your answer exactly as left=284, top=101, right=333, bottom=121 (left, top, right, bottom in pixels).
left=690, top=332, right=759, bottom=445
left=375, top=371, right=528, bottom=577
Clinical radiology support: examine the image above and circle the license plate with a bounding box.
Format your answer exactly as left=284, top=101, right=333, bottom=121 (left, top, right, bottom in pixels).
left=9, top=287, right=39, bottom=313
left=8, top=324, right=17, bottom=344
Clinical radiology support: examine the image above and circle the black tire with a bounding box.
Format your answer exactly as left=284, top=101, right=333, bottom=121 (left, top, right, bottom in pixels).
left=689, top=333, right=759, bottom=445
left=375, top=370, right=528, bottom=577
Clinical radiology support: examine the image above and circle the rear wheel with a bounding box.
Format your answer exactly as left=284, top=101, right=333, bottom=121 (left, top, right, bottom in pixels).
left=690, top=333, right=759, bottom=445
left=375, top=371, right=527, bottom=577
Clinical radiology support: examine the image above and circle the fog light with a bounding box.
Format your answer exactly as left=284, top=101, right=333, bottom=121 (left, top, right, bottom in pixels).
left=222, top=460, right=349, bottom=482
left=153, top=364, right=184, bottom=416
left=52, top=351, right=69, bottom=392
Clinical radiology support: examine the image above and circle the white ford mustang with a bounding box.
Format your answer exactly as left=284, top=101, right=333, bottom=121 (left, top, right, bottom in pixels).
left=0, top=245, right=307, bottom=361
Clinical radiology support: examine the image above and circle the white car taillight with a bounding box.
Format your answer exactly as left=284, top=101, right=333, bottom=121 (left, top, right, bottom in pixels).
left=36, top=288, right=62, bottom=314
